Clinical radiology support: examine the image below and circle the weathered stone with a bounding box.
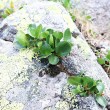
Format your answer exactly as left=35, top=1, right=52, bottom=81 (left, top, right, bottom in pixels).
left=71, top=0, right=110, bottom=39
left=0, top=1, right=110, bottom=110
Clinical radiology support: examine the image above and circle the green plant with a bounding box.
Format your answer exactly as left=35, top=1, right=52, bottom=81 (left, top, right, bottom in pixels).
left=1, top=0, right=14, bottom=18
left=97, top=51, right=110, bottom=72
left=15, top=24, right=72, bottom=65
left=61, top=0, right=71, bottom=8
left=68, top=75, right=107, bottom=108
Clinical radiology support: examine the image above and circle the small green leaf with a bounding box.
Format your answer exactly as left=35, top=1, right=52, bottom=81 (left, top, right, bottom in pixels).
left=62, top=0, right=71, bottom=8
left=5, top=8, right=13, bottom=15
left=1, top=13, right=8, bottom=18
left=47, top=29, right=53, bottom=34
left=53, top=31, right=63, bottom=40
left=82, top=76, right=94, bottom=88
left=56, top=41, right=71, bottom=57
left=49, top=34, right=54, bottom=47
left=37, top=41, right=42, bottom=47
left=89, top=86, right=98, bottom=94
left=76, top=85, right=82, bottom=92
left=68, top=76, right=82, bottom=85
left=16, top=31, right=29, bottom=47
left=106, top=53, right=110, bottom=60
left=55, top=39, right=60, bottom=47
left=28, top=24, right=42, bottom=38
left=40, top=31, right=49, bottom=39
left=97, top=58, right=105, bottom=65
left=70, top=13, right=76, bottom=21
left=39, top=42, right=53, bottom=58
left=79, top=92, right=87, bottom=97
left=96, top=95, right=107, bottom=107
left=48, top=54, right=59, bottom=65
left=86, top=16, right=91, bottom=20
left=35, top=24, right=43, bottom=38
left=71, top=15, right=76, bottom=21
left=33, top=47, right=39, bottom=53
left=72, top=85, right=82, bottom=94
left=28, top=24, right=37, bottom=38
left=72, top=89, right=80, bottom=95
left=64, top=28, right=71, bottom=41
left=96, top=82, right=104, bottom=94
left=46, top=35, right=50, bottom=44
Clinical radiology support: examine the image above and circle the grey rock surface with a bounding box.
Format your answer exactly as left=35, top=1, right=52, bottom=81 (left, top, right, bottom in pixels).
left=0, top=1, right=110, bottom=110
left=72, top=0, right=110, bottom=39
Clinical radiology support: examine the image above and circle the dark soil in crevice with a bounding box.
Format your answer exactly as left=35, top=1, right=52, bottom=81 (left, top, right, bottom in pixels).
left=37, top=58, right=74, bottom=77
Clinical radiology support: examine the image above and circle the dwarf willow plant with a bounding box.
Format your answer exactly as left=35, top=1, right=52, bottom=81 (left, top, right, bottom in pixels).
left=15, top=24, right=72, bottom=65
left=68, top=75, right=107, bottom=108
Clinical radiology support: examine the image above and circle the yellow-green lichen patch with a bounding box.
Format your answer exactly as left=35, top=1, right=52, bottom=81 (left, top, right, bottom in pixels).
left=75, top=37, right=91, bottom=58
left=0, top=49, right=34, bottom=109
left=55, top=101, right=69, bottom=110
left=1, top=102, right=24, bottom=110
left=62, top=85, right=75, bottom=99
left=33, top=15, right=43, bottom=23
left=47, top=5, right=62, bottom=14
left=0, top=49, right=34, bottom=88
left=6, top=9, right=33, bottom=32
left=16, top=11, right=32, bottom=32
left=62, top=14, right=76, bottom=32
left=0, top=97, right=10, bottom=110
left=61, top=85, right=79, bottom=109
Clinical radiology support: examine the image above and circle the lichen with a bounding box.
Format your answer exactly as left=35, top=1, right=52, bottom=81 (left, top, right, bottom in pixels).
left=62, top=14, right=75, bottom=32
left=0, top=49, right=34, bottom=110
left=51, top=84, right=79, bottom=109
left=47, top=5, right=62, bottom=14
left=1, top=102, right=24, bottom=110
left=76, top=37, right=91, bottom=58
left=55, top=101, right=69, bottom=110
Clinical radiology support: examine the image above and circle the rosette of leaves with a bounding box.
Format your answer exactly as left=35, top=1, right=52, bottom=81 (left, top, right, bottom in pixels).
left=68, top=75, right=107, bottom=108
left=15, top=24, right=72, bottom=65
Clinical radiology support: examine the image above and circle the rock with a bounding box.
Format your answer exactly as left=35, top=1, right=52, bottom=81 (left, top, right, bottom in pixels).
left=0, top=39, right=17, bottom=55
left=71, top=0, right=110, bottom=40
left=0, top=1, right=74, bottom=41
left=0, top=1, right=110, bottom=110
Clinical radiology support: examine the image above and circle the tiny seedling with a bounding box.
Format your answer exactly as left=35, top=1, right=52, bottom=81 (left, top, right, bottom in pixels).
left=68, top=75, right=107, bottom=108
left=15, top=24, right=72, bottom=65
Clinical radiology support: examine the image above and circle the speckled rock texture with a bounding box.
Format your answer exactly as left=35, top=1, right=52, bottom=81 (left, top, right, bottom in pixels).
left=0, top=1, right=110, bottom=110
left=72, top=0, right=110, bottom=39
